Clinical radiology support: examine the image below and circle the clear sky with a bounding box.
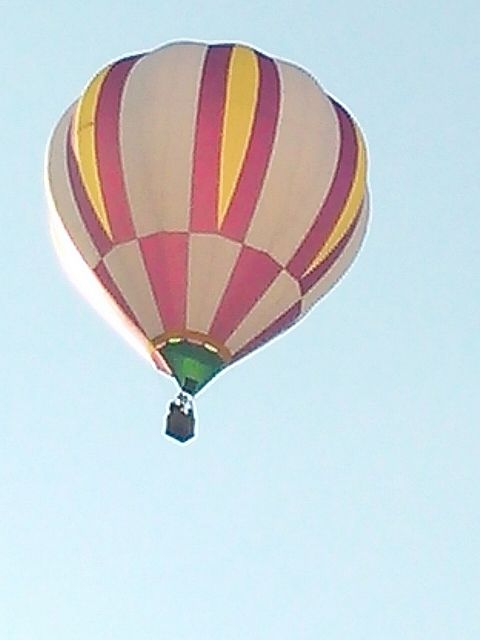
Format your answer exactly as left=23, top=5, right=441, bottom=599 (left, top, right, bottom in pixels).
left=2, top=2, right=479, bottom=638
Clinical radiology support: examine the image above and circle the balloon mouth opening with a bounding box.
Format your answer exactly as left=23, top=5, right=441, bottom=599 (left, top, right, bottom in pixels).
left=152, top=330, right=231, bottom=362
left=152, top=333, right=228, bottom=395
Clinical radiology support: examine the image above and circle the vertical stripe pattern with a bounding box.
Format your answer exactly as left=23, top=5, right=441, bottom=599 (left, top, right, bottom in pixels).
left=287, top=99, right=361, bottom=279
left=72, top=66, right=113, bottom=239
left=94, top=56, right=141, bottom=243
left=45, top=105, right=100, bottom=268
left=220, top=53, right=281, bottom=241
left=218, top=46, right=259, bottom=225
left=46, top=41, right=369, bottom=384
left=190, top=46, right=231, bottom=232
left=66, top=127, right=113, bottom=257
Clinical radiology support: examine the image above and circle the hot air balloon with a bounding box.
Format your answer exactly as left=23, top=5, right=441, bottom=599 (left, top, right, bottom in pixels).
left=45, top=41, right=369, bottom=443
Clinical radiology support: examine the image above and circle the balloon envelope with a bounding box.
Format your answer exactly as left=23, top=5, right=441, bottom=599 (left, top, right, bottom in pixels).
left=46, top=41, right=369, bottom=395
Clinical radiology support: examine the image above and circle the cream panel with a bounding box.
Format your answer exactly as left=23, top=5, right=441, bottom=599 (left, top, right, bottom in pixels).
left=45, top=104, right=99, bottom=267
left=120, top=42, right=207, bottom=236
left=104, top=240, right=164, bottom=338
left=187, top=233, right=241, bottom=334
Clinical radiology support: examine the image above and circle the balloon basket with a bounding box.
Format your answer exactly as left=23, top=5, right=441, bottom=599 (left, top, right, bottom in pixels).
left=165, top=392, right=196, bottom=443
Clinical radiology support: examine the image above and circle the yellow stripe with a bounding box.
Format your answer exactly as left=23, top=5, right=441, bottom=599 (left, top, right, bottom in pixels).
left=218, top=46, right=259, bottom=227
left=303, top=125, right=367, bottom=276
left=72, top=65, right=113, bottom=240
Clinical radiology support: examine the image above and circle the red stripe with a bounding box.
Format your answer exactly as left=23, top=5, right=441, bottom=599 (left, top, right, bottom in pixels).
left=190, top=45, right=232, bottom=232
left=139, top=232, right=188, bottom=331
left=232, top=301, right=301, bottom=362
left=66, top=125, right=112, bottom=257
left=287, top=99, right=358, bottom=278
left=95, top=55, right=142, bottom=243
left=221, top=54, right=280, bottom=242
left=299, top=204, right=362, bottom=295
left=94, top=261, right=142, bottom=329
left=209, top=245, right=281, bottom=342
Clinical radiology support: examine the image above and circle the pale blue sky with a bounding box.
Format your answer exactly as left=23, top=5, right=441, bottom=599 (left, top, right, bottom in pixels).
left=2, top=2, right=479, bottom=638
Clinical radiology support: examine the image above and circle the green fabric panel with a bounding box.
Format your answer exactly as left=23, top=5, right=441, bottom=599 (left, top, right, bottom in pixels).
left=160, top=341, right=225, bottom=395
